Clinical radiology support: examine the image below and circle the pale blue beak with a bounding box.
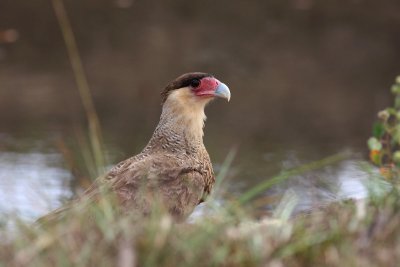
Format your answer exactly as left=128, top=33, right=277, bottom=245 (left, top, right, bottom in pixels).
left=214, top=82, right=231, bottom=102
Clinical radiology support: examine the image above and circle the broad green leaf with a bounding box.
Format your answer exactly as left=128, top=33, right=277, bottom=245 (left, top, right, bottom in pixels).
left=391, top=84, right=400, bottom=94
left=372, top=122, right=385, bottom=138
left=387, top=107, right=397, bottom=115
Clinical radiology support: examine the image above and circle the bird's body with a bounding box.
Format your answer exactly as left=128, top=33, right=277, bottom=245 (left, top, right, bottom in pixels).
left=41, top=72, right=230, bottom=222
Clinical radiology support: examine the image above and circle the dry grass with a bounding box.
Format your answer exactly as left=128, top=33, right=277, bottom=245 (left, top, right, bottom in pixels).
left=1, top=163, right=400, bottom=267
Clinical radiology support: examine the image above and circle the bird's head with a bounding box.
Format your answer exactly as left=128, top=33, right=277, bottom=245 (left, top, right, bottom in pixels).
left=159, top=72, right=231, bottom=139
left=161, top=72, right=231, bottom=105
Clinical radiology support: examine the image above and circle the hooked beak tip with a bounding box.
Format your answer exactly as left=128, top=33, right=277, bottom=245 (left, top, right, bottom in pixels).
left=214, top=82, right=231, bottom=102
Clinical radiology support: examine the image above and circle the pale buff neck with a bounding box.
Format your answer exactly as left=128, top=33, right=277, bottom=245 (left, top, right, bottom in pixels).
left=158, top=89, right=211, bottom=143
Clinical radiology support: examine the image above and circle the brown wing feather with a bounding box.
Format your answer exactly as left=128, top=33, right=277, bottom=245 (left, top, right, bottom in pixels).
left=105, top=152, right=209, bottom=220
left=38, top=151, right=213, bottom=225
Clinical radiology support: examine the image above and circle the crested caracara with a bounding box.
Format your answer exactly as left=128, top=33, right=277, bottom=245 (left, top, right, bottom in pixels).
left=43, top=72, right=231, bottom=222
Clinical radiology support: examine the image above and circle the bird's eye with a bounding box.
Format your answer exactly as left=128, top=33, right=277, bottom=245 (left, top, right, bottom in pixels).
left=190, top=79, right=201, bottom=88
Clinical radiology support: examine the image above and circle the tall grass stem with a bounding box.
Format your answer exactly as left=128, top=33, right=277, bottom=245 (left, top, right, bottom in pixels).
left=51, top=0, right=105, bottom=172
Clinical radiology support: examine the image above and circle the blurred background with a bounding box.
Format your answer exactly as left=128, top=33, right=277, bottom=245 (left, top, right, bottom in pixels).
left=0, top=0, right=399, bottom=220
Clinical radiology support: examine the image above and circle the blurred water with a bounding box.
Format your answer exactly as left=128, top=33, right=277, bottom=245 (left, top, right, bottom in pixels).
left=0, top=135, right=378, bottom=223
left=0, top=150, right=72, bottom=222
left=190, top=158, right=385, bottom=221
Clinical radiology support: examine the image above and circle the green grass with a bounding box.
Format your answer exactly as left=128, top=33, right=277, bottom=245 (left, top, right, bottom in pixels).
left=1, top=159, right=400, bottom=267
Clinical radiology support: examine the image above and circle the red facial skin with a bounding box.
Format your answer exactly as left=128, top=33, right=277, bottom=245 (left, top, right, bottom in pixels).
left=193, top=77, right=220, bottom=98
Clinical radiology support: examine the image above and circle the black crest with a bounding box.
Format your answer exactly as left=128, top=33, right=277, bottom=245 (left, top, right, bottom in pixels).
left=161, top=72, right=212, bottom=103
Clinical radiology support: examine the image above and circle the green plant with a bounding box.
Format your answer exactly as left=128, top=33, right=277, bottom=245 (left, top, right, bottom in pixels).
left=368, top=76, right=400, bottom=181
